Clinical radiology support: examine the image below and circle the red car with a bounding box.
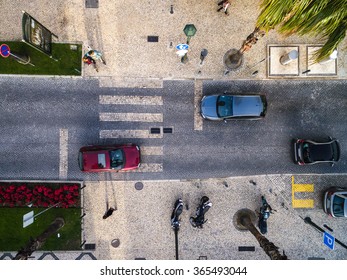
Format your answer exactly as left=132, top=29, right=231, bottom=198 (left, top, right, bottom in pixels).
left=78, top=144, right=141, bottom=172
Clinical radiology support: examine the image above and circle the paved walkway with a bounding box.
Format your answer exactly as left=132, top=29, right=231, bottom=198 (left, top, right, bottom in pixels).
left=2, top=174, right=347, bottom=260
left=1, top=0, right=346, bottom=86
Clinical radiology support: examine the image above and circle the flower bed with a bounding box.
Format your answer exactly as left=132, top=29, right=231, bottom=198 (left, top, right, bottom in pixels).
left=0, top=182, right=80, bottom=208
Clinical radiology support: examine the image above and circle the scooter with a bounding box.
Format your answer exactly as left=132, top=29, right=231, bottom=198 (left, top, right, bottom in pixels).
left=189, top=196, right=212, bottom=228
left=257, top=195, right=274, bottom=234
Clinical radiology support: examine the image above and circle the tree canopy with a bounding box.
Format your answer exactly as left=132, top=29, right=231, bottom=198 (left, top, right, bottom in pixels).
left=257, top=0, right=347, bottom=61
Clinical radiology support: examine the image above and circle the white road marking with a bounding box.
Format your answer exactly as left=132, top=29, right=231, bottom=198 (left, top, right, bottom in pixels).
left=99, top=95, right=163, bottom=105
left=135, top=163, right=163, bottom=172
left=194, top=80, right=203, bottom=130
left=59, top=129, right=68, bottom=179
left=100, top=129, right=163, bottom=139
left=140, top=146, right=164, bottom=156
left=100, top=112, right=163, bottom=122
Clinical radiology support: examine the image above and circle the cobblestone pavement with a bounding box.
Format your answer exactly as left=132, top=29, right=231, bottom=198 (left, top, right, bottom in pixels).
left=1, top=1, right=347, bottom=261
left=1, top=0, right=347, bottom=84
left=2, top=174, right=347, bottom=260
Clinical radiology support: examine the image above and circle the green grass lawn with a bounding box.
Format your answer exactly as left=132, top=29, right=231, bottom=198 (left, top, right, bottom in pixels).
left=0, top=41, right=82, bottom=75
left=0, top=207, right=82, bottom=251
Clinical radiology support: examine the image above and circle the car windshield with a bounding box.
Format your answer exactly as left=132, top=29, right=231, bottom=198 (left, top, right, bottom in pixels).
left=109, top=149, right=125, bottom=169
left=333, top=195, right=346, bottom=217
left=302, top=143, right=313, bottom=163
left=217, top=96, right=233, bottom=118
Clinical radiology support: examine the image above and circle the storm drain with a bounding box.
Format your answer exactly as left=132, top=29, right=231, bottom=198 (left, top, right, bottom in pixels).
left=150, top=127, right=161, bottom=134
left=84, top=243, right=96, bottom=250
left=238, top=246, right=255, bottom=252
left=85, top=0, right=98, bottom=8
left=147, top=36, right=159, bottom=42
left=198, top=256, right=207, bottom=260
left=163, top=127, right=173, bottom=134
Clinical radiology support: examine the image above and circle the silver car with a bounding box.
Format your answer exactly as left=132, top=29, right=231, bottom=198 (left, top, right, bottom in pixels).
left=323, top=187, right=347, bottom=218
left=200, top=93, right=267, bottom=121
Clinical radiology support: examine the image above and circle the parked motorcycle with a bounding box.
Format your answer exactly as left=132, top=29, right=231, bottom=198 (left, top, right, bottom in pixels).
left=171, top=198, right=184, bottom=260
left=171, top=198, right=184, bottom=230
left=189, top=196, right=212, bottom=228
left=257, top=195, right=275, bottom=234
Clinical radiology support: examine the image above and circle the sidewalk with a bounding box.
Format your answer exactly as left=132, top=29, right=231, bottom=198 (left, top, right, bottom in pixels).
left=1, top=0, right=346, bottom=87
left=3, top=174, right=346, bottom=260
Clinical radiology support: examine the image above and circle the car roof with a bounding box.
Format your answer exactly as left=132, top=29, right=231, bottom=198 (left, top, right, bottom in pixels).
left=232, top=95, right=263, bottom=116
left=307, top=140, right=339, bottom=162
left=309, top=144, right=334, bottom=161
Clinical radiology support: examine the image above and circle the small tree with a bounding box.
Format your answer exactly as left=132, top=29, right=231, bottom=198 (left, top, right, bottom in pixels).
left=235, top=209, right=287, bottom=260
left=256, top=0, right=347, bottom=61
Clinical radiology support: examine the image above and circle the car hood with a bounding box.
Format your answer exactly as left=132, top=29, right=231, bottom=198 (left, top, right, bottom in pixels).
left=201, top=95, right=218, bottom=118
left=83, top=150, right=110, bottom=171
left=123, top=145, right=141, bottom=170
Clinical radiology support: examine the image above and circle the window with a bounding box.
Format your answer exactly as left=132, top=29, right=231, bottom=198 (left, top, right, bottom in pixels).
left=217, top=96, right=233, bottom=118
left=110, top=149, right=124, bottom=169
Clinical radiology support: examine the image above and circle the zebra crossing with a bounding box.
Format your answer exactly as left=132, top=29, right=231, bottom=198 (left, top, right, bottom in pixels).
left=99, top=94, right=164, bottom=172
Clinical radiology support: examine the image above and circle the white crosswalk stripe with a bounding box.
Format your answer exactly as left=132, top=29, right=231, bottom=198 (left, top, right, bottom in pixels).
left=134, top=163, right=163, bottom=172
left=100, top=112, right=163, bottom=122
left=100, top=129, right=163, bottom=139
left=140, top=146, right=163, bottom=156
left=99, top=94, right=165, bottom=173
left=99, top=95, right=163, bottom=105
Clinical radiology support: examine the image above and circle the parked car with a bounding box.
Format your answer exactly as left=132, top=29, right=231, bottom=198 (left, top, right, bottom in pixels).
left=323, top=187, right=347, bottom=218
left=78, top=144, right=141, bottom=172
left=293, top=138, right=340, bottom=166
left=200, top=93, right=267, bottom=121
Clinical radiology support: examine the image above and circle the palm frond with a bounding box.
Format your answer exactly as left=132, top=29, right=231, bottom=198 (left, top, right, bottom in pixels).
left=257, top=0, right=347, bottom=61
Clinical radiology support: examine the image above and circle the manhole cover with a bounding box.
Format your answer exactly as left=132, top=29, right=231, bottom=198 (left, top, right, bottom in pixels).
left=135, top=182, right=143, bottom=191
left=111, top=239, right=120, bottom=248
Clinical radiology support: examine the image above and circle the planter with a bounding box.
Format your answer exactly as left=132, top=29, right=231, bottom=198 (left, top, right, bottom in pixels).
left=0, top=180, right=83, bottom=208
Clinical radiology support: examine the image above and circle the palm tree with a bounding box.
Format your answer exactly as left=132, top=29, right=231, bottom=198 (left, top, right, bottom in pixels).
left=256, top=0, right=347, bottom=61
left=235, top=209, right=287, bottom=260
left=14, top=217, right=65, bottom=260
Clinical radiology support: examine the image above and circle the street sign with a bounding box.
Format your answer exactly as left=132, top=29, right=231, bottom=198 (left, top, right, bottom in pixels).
left=323, top=231, right=335, bottom=250
left=23, top=211, right=34, bottom=228
left=0, top=44, right=10, bottom=58
left=176, top=44, right=189, bottom=51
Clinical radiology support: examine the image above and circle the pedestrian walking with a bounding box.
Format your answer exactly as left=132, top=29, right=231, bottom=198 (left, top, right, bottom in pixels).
left=87, top=46, right=106, bottom=65
left=83, top=53, right=98, bottom=72
left=103, top=207, right=115, bottom=219
left=217, top=0, right=230, bottom=15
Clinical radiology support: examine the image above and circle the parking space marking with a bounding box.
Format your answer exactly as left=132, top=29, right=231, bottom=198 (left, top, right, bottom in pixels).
left=140, top=146, right=163, bottom=156
left=194, top=80, right=203, bottom=131
left=59, top=128, right=68, bottom=179
left=291, top=176, right=314, bottom=208
left=100, top=129, right=163, bottom=139
left=99, top=95, right=163, bottom=105
left=100, top=112, right=163, bottom=122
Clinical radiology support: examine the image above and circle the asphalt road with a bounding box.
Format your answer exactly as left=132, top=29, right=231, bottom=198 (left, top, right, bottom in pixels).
left=0, top=77, right=346, bottom=181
